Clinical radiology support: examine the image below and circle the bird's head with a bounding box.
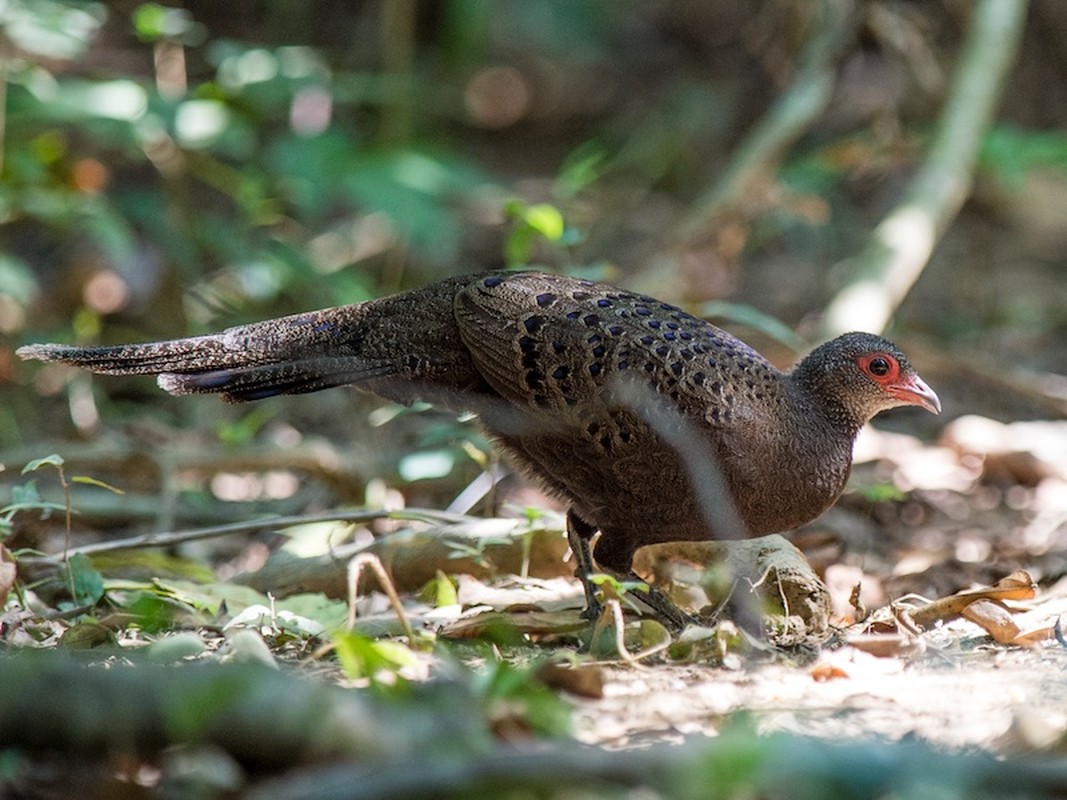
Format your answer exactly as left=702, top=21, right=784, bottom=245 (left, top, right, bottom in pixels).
left=791, top=332, right=941, bottom=431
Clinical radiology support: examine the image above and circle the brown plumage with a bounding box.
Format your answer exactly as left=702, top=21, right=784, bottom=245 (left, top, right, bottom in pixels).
left=18, top=271, right=941, bottom=627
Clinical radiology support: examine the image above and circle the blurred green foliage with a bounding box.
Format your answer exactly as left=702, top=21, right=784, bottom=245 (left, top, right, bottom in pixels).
left=1, top=0, right=105, bottom=60
left=0, top=0, right=751, bottom=349
left=1, top=1, right=502, bottom=343
left=980, top=125, right=1067, bottom=187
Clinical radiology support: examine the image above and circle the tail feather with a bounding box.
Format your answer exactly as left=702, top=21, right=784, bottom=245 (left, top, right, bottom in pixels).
left=17, top=275, right=489, bottom=406
left=16, top=324, right=396, bottom=403
left=16, top=337, right=232, bottom=376
left=158, top=359, right=396, bottom=402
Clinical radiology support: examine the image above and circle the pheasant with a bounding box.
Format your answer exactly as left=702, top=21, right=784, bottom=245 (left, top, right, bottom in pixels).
left=18, top=271, right=941, bottom=627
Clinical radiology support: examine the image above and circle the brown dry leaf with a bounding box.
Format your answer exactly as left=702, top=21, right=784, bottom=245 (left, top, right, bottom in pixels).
left=909, top=570, right=1036, bottom=629
left=456, top=575, right=583, bottom=612
left=438, top=609, right=588, bottom=639
left=957, top=570, right=1038, bottom=602
left=961, top=599, right=1022, bottom=644
left=535, top=662, right=606, bottom=698
left=1012, top=625, right=1056, bottom=647
left=810, top=662, right=849, bottom=681
left=845, top=632, right=925, bottom=659
left=806, top=646, right=908, bottom=683
left=0, top=546, right=16, bottom=607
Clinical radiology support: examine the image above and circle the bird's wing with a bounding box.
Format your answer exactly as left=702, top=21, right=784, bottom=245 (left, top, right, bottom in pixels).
left=453, top=272, right=634, bottom=413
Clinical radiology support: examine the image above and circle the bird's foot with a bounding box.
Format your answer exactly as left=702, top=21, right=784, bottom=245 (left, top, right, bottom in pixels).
left=624, top=572, right=697, bottom=632
left=582, top=570, right=696, bottom=633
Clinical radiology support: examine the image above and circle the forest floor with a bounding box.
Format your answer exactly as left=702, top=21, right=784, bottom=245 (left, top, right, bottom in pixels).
left=9, top=409, right=1066, bottom=759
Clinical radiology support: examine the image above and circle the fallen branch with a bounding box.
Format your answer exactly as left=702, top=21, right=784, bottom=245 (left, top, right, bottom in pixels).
left=238, top=517, right=571, bottom=598
left=634, top=534, right=832, bottom=636
left=62, top=507, right=474, bottom=557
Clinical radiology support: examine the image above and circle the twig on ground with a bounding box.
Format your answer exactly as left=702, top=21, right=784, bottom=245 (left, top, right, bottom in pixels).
left=35, top=508, right=475, bottom=559
left=346, top=552, right=415, bottom=642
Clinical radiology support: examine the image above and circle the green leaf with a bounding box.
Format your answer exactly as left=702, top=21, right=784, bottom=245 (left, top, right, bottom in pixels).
left=503, top=199, right=570, bottom=265
left=333, top=630, right=417, bottom=686
left=131, top=2, right=199, bottom=43
left=980, top=125, right=1067, bottom=187
left=1, top=482, right=67, bottom=525
left=474, top=659, right=572, bottom=737
left=522, top=203, right=565, bottom=241
left=588, top=572, right=649, bottom=594
left=216, top=405, right=274, bottom=446
left=59, top=622, right=116, bottom=649
left=10, top=481, right=43, bottom=507
left=22, top=454, right=64, bottom=474
left=419, top=571, right=458, bottom=608
left=273, top=593, right=348, bottom=632
left=71, top=475, right=126, bottom=494
left=0, top=501, right=67, bottom=516
left=68, top=553, right=105, bottom=606
left=504, top=224, right=535, bottom=266
left=121, top=592, right=196, bottom=633
left=152, top=578, right=269, bottom=616
left=855, top=482, right=907, bottom=503
left=131, top=2, right=168, bottom=40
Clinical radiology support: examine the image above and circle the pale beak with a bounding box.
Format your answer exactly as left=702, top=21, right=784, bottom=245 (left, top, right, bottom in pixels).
left=893, top=374, right=942, bottom=414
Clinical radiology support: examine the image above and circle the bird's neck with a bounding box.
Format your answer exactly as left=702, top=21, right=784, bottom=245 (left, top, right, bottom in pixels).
left=781, top=376, right=863, bottom=501
left=785, top=365, right=868, bottom=442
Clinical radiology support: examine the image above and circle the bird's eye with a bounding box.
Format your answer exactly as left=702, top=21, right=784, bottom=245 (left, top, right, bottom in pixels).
left=868, top=357, right=890, bottom=376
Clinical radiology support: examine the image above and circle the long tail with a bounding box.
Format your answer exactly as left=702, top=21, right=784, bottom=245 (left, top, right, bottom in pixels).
left=17, top=277, right=484, bottom=404
left=17, top=317, right=396, bottom=402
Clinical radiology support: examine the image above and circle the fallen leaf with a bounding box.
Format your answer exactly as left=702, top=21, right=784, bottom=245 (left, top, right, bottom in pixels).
left=845, top=632, right=924, bottom=659
left=1013, top=625, right=1056, bottom=647
left=810, top=662, right=849, bottom=681
left=961, top=570, right=1038, bottom=602
left=535, top=662, right=605, bottom=698
left=59, top=622, right=117, bottom=650
left=909, top=570, right=1036, bottom=629
left=439, top=609, right=587, bottom=639
left=961, top=599, right=1021, bottom=644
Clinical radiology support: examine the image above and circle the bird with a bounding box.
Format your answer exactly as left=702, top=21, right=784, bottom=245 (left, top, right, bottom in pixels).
left=18, top=271, right=941, bottom=628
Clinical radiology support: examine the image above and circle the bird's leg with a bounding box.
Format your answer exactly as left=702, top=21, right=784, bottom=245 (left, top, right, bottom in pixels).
left=570, top=514, right=696, bottom=632
left=590, top=533, right=696, bottom=632
left=566, top=510, right=602, bottom=621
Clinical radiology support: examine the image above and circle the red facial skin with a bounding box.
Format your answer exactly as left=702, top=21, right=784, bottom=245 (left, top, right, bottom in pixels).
left=857, top=352, right=941, bottom=414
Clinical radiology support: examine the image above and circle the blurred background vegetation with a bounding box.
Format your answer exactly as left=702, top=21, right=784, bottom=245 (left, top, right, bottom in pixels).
left=1, top=0, right=1065, bottom=496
